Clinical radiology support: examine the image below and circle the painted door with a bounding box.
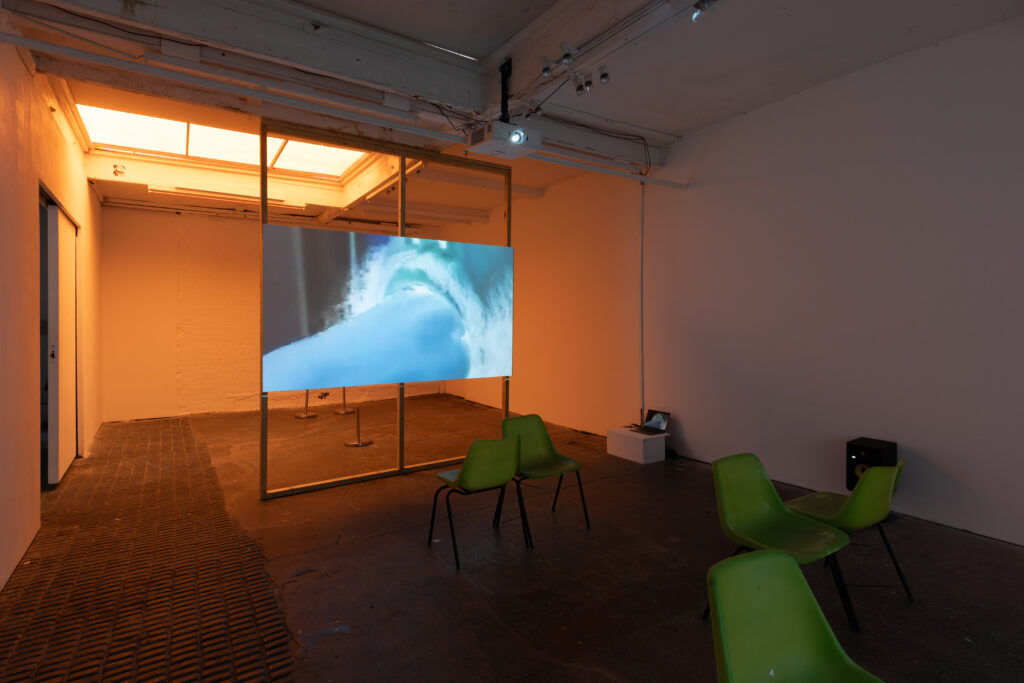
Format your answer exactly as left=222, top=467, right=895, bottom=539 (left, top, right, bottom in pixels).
left=46, top=205, right=77, bottom=485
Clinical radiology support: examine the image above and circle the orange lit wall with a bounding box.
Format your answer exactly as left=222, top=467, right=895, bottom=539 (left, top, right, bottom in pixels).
left=99, top=209, right=440, bottom=421
left=0, top=45, right=102, bottom=589
left=100, top=209, right=260, bottom=420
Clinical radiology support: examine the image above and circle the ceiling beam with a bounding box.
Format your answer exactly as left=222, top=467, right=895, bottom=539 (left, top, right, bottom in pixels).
left=27, top=0, right=488, bottom=110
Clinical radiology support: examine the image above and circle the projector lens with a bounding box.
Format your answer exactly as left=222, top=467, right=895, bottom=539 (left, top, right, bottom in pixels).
left=509, top=129, right=525, bottom=144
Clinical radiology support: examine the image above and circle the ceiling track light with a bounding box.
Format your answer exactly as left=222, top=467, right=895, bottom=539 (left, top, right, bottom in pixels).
left=691, top=0, right=717, bottom=22
left=540, top=56, right=553, bottom=78
left=560, top=41, right=577, bottom=65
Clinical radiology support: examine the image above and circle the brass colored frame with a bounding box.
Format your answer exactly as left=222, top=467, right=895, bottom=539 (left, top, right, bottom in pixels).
left=258, top=119, right=512, bottom=500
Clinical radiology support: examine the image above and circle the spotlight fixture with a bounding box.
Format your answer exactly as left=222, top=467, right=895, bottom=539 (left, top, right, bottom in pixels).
left=584, top=73, right=594, bottom=92
left=576, top=83, right=585, bottom=96
left=540, top=56, right=553, bottom=78
left=691, top=0, right=717, bottom=21
left=560, top=42, right=576, bottom=65
left=599, top=65, right=610, bottom=84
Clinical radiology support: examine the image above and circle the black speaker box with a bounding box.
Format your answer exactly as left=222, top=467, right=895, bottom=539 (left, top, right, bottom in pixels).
left=846, top=437, right=898, bottom=491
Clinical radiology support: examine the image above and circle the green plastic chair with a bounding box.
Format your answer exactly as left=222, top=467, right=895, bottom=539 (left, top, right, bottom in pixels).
left=501, top=415, right=590, bottom=543
left=427, top=435, right=531, bottom=570
left=786, top=460, right=913, bottom=601
left=708, top=550, right=884, bottom=683
left=706, top=453, right=859, bottom=631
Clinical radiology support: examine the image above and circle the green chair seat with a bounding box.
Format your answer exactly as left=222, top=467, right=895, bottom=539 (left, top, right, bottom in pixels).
left=785, top=491, right=848, bottom=520
left=785, top=460, right=913, bottom=602
left=708, top=453, right=859, bottom=631
left=733, top=516, right=850, bottom=564
left=435, top=469, right=460, bottom=488
left=518, top=454, right=581, bottom=480
left=502, top=414, right=590, bottom=535
left=427, top=436, right=532, bottom=570
left=708, top=550, right=884, bottom=683
left=714, top=453, right=850, bottom=563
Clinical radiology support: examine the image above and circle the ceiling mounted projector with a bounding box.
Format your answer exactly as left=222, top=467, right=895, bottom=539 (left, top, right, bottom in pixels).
left=467, top=121, right=542, bottom=159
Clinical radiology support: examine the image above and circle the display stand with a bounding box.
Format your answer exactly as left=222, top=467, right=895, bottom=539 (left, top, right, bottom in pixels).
left=607, top=427, right=667, bottom=464
left=345, top=407, right=374, bottom=448
left=294, top=389, right=317, bottom=419
left=334, top=387, right=354, bottom=415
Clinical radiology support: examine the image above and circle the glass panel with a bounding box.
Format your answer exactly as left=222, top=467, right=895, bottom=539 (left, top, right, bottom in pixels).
left=263, top=131, right=403, bottom=490
left=264, top=385, right=398, bottom=491
left=401, top=160, right=511, bottom=468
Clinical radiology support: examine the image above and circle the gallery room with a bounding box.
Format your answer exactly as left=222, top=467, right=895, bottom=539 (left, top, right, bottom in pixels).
left=1, top=1, right=1022, bottom=680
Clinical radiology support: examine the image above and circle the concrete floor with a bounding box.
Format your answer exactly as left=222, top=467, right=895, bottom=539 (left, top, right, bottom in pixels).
left=190, top=394, right=1023, bottom=682
left=4, top=393, right=1022, bottom=681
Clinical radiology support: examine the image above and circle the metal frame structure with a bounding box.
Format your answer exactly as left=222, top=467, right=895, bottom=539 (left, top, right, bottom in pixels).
left=258, top=119, right=513, bottom=500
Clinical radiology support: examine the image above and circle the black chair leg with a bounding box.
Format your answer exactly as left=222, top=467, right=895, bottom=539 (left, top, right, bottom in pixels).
left=826, top=554, right=860, bottom=632
left=445, top=490, right=460, bottom=571
left=492, top=484, right=507, bottom=528
left=878, top=524, right=914, bottom=602
left=428, top=485, right=446, bottom=546
left=575, top=470, right=591, bottom=530
left=552, top=474, right=564, bottom=511
left=515, top=479, right=533, bottom=548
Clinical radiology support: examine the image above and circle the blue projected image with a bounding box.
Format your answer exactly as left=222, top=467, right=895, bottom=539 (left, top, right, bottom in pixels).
left=262, top=225, right=513, bottom=392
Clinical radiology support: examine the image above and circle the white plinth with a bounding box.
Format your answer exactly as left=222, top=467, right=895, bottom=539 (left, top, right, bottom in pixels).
left=606, top=427, right=667, bottom=464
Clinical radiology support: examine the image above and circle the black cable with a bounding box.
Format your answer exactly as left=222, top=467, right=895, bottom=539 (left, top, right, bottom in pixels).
left=429, top=102, right=471, bottom=135
left=49, top=5, right=203, bottom=48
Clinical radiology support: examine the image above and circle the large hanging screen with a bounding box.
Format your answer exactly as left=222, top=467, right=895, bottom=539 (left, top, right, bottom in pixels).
left=262, top=224, right=513, bottom=392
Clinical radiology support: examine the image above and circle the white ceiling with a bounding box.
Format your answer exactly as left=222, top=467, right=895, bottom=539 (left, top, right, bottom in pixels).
left=536, top=0, right=1024, bottom=136
left=294, top=0, right=560, bottom=59
left=304, top=0, right=1024, bottom=137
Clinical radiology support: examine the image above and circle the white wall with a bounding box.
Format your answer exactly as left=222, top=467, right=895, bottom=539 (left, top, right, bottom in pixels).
left=443, top=172, right=643, bottom=435
left=0, top=46, right=102, bottom=589
left=645, top=16, right=1024, bottom=544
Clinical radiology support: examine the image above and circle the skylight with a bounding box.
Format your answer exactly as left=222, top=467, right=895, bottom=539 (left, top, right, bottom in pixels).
left=75, top=105, right=365, bottom=177
left=273, top=140, right=366, bottom=176
left=188, top=124, right=285, bottom=166
left=77, top=104, right=187, bottom=155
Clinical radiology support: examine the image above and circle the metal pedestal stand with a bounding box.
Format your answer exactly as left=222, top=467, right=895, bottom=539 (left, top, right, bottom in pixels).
left=334, top=387, right=354, bottom=415
left=345, top=407, right=374, bottom=447
left=295, top=389, right=317, bottom=419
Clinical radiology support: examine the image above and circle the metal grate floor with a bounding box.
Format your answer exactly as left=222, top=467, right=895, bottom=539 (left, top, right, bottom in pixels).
left=0, top=418, right=293, bottom=681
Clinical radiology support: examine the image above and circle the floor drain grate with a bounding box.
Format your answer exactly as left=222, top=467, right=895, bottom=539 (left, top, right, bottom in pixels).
left=0, top=418, right=293, bottom=681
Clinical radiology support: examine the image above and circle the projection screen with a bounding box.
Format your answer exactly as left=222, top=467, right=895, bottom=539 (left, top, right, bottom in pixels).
left=262, top=224, right=513, bottom=392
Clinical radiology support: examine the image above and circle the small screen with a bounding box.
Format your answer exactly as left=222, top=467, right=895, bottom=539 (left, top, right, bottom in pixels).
left=262, top=224, right=513, bottom=392
left=643, top=411, right=669, bottom=431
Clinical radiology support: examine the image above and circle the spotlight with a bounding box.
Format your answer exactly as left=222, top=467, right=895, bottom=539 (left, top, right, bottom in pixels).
left=576, top=83, right=585, bottom=96
left=540, top=56, right=553, bottom=78
left=599, top=65, right=610, bottom=84
left=584, top=74, right=593, bottom=92
left=691, top=0, right=714, bottom=21
left=508, top=128, right=526, bottom=145
left=560, top=42, right=575, bottom=65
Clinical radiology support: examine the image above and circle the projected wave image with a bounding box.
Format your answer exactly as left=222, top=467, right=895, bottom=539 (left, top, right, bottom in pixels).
left=262, top=225, right=513, bottom=392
